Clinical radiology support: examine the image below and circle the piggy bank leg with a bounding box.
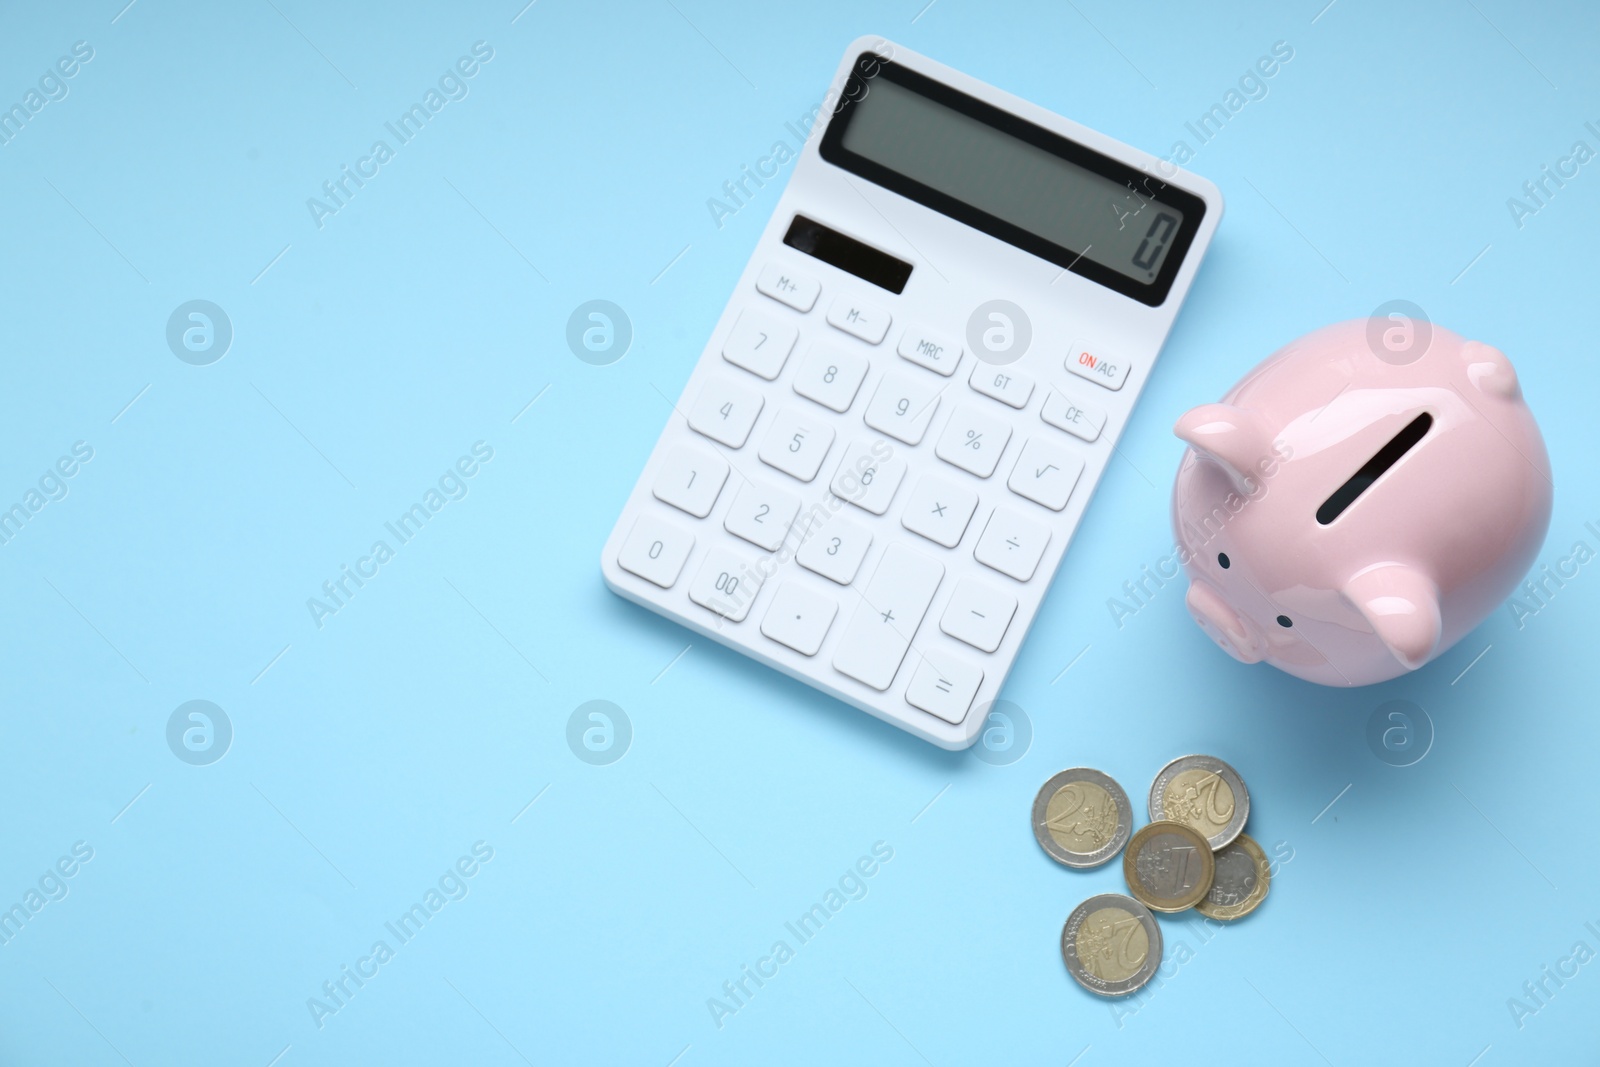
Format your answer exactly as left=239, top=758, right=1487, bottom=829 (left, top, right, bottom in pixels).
left=1342, top=564, right=1443, bottom=672
left=1462, top=340, right=1520, bottom=400
left=1186, top=579, right=1267, bottom=664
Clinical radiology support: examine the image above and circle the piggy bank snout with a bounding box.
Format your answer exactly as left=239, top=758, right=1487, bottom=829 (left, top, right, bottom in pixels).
left=1185, top=579, right=1267, bottom=664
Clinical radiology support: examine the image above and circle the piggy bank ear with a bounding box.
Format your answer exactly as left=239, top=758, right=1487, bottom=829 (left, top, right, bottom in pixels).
left=1174, top=403, right=1272, bottom=494
left=1462, top=340, right=1521, bottom=400
left=1341, top=564, right=1442, bottom=672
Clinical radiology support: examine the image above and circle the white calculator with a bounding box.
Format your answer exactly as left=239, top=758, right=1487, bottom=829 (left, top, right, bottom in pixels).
left=601, top=37, right=1222, bottom=748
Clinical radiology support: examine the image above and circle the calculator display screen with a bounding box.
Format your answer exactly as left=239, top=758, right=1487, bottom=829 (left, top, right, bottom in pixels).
left=820, top=55, right=1206, bottom=306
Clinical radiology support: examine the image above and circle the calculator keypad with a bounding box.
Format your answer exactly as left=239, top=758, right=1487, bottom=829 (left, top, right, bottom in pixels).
left=614, top=252, right=1133, bottom=739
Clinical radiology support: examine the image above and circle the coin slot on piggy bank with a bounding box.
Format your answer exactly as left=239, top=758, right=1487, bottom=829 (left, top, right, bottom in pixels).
left=1315, top=411, right=1433, bottom=526
left=1170, top=320, right=1552, bottom=687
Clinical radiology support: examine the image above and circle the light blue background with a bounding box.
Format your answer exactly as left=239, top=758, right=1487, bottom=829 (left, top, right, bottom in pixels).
left=1, top=1, right=1596, bottom=1063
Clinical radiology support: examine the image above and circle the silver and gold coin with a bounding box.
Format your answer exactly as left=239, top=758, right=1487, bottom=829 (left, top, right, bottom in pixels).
left=1195, top=833, right=1271, bottom=921
left=1061, top=893, right=1163, bottom=997
left=1031, top=768, right=1132, bottom=869
left=1147, top=754, right=1250, bottom=850
left=1122, top=821, right=1215, bottom=913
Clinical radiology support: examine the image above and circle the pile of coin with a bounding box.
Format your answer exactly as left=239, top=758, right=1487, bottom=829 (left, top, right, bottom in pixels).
left=1033, top=755, right=1271, bottom=997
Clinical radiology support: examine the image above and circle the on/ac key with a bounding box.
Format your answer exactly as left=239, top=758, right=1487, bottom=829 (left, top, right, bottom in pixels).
left=1066, top=342, right=1131, bottom=391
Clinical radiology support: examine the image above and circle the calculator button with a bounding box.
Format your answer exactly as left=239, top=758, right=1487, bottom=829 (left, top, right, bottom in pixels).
left=974, top=507, right=1051, bottom=582
left=797, top=514, right=873, bottom=585
left=897, top=326, right=962, bottom=376
left=792, top=343, right=869, bottom=413
left=688, top=546, right=765, bottom=622
left=826, top=294, right=891, bottom=344
left=969, top=364, right=1034, bottom=409
left=724, top=480, right=802, bottom=551
left=756, top=264, right=820, bottom=313
left=1040, top=388, right=1107, bottom=443
left=1066, top=341, right=1131, bottom=391
left=940, top=577, right=1018, bottom=653
left=904, top=650, right=983, bottom=725
left=722, top=308, right=798, bottom=381
left=934, top=404, right=1013, bottom=478
left=760, top=581, right=838, bottom=656
left=1007, top=438, right=1085, bottom=512
left=758, top=407, right=836, bottom=483
left=688, top=377, right=764, bottom=448
left=617, top=515, right=694, bottom=588
left=832, top=543, right=944, bottom=691
left=899, top=474, right=978, bottom=549
left=652, top=444, right=729, bottom=518
left=864, top=371, right=941, bottom=445
left=830, top=440, right=907, bottom=516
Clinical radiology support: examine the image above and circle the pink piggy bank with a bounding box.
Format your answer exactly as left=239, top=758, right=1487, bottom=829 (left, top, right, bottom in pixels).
left=1171, top=319, right=1552, bottom=686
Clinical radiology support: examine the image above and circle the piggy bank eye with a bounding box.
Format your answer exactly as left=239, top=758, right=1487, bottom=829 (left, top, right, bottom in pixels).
left=1277, top=615, right=1293, bottom=628
left=1217, top=553, right=1230, bottom=569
